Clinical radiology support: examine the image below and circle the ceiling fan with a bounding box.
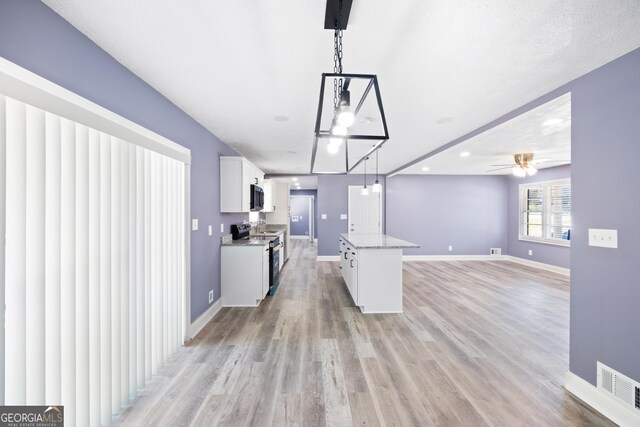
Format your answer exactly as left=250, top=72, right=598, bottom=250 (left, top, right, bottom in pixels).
left=487, top=153, right=549, bottom=177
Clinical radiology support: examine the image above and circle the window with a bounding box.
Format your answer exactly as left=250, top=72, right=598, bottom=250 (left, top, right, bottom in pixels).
left=520, top=179, right=571, bottom=246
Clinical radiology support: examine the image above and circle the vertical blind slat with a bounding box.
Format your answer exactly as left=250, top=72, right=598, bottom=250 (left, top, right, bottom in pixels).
left=45, top=113, right=62, bottom=405
left=99, top=133, right=112, bottom=426
left=136, top=147, right=145, bottom=390
left=144, top=151, right=152, bottom=381
left=88, top=128, right=101, bottom=426
left=128, top=143, right=137, bottom=400
left=75, top=124, right=90, bottom=427
left=5, top=97, right=26, bottom=404
left=110, top=138, right=121, bottom=414
left=0, top=95, right=6, bottom=406
left=60, top=117, right=76, bottom=426
left=25, top=105, right=46, bottom=405
left=120, top=140, right=130, bottom=407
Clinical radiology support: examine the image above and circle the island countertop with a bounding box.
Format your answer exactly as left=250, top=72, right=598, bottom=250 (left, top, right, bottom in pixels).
left=340, top=233, right=419, bottom=249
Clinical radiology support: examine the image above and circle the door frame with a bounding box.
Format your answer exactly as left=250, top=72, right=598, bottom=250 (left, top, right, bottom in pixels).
left=289, top=195, right=314, bottom=241
left=348, top=185, right=382, bottom=234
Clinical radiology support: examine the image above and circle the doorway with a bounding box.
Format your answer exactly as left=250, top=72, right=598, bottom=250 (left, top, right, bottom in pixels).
left=290, top=195, right=314, bottom=242
left=348, top=186, right=381, bottom=234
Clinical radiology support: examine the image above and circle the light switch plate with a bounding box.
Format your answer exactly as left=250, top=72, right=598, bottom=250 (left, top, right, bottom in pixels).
left=208, top=290, right=214, bottom=304
left=528, top=249, right=533, bottom=256
left=208, top=225, right=212, bottom=236
left=588, top=228, right=618, bottom=248
left=220, top=223, right=224, bottom=233
left=340, top=214, right=347, bottom=220
left=192, top=218, right=198, bottom=231
left=321, top=214, right=327, bottom=219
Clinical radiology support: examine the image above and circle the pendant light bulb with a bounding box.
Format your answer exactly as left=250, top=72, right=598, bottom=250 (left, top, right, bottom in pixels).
left=331, top=125, right=348, bottom=136
left=526, top=165, right=538, bottom=176
left=327, top=141, right=341, bottom=154
left=336, top=107, right=355, bottom=127
left=361, top=186, right=369, bottom=196
left=372, top=181, right=382, bottom=193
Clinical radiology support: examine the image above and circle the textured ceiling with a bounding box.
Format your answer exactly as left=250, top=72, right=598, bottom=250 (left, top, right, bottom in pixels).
left=43, top=0, right=640, bottom=175
left=399, top=93, right=571, bottom=175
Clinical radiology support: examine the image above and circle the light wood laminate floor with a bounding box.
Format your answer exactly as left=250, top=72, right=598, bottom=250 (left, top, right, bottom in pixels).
left=115, top=240, right=614, bottom=426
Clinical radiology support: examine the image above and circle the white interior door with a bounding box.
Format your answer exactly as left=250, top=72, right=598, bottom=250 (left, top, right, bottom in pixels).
left=348, top=186, right=381, bottom=234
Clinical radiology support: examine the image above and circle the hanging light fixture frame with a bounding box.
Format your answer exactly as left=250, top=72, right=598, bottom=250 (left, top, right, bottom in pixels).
left=310, top=0, right=390, bottom=174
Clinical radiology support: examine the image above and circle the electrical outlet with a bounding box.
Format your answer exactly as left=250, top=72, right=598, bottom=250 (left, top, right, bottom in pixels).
left=528, top=249, right=533, bottom=256
left=208, top=225, right=212, bottom=236
left=220, top=223, right=224, bottom=233
left=208, top=290, right=213, bottom=304
left=448, top=245, right=453, bottom=251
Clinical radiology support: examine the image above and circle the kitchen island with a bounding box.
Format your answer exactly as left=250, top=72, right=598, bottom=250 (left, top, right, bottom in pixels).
left=339, top=233, right=419, bottom=313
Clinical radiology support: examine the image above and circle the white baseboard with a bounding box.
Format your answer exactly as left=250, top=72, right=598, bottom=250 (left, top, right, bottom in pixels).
left=189, top=298, right=222, bottom=339
left=290, top=235, right=312, bottom=240
left=403, top=255, right=506, bottom=261
left=503, top=255, right=570, bottom=276
left=564, top=371, right=640, bottom=427
left=401, top=254, right=570, bottom=276
left=317, top=255, right=340, bottom=261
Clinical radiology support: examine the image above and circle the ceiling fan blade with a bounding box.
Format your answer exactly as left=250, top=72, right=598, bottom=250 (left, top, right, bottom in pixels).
left=535, top=159, right=571, bottom=164
left=486, top=166, right=512, bottom=172
left=489, top=164, right=514, bottom=167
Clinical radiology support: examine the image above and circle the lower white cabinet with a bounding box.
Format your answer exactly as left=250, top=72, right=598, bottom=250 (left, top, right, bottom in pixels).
left=222, top=244, right=270, bottom=306
left=338, top=237, right=403, bottom=313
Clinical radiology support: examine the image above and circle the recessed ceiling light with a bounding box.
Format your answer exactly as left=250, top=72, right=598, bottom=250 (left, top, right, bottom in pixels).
left=460, top=151, right=470, bottom=157
left=273, top=115, right=290, bottom=122
left=422, top=166, right=430, bottom=171
left=292, top=177, right=298, bottom=182
left=543, top=118, right=563, bottom=126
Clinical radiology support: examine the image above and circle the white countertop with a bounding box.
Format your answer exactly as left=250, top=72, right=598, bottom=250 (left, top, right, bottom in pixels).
left=340, top=233, right=419, bottom=249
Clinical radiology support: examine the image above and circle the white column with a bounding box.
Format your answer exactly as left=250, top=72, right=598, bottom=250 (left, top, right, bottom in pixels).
left=25, top=105, right=46, bottom=404
left=110, top=138, right=121, bottom=414
left=60, top=117, right=76, bottom=426
left=88, top=128, right=101, bottom=426
left=45, top=113, right=62, bottom=405
left=99, top=133, right=112, bottom=426
left=5, top=98, right=27, bottom=404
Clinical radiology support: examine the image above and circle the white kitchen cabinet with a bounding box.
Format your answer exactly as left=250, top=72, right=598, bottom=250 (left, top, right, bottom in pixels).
left=221, top=244, right=270, bottom=306
left=262, top=179, right=275, bottom=212
left=220, top=156, right=264, bottom=212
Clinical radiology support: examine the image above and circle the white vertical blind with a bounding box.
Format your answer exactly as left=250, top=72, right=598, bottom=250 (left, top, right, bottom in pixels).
left=25, top=105, right=45, bottom=404
left=0, top=94, right=6, bottom=406
left=1, top=94, right=187, bottom=426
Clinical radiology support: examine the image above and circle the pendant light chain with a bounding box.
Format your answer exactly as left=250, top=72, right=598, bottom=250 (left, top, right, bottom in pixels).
left=333, top=0, right=344, bottom=111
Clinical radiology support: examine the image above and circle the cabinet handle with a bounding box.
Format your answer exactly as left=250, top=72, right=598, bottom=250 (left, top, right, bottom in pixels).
left=344, top=252, right=348, bottom=260
left=255, top=177, right=258, bottom=184
left=350, top=259, right=353, bottom=268
left=273, top=205, right=276, bottom=211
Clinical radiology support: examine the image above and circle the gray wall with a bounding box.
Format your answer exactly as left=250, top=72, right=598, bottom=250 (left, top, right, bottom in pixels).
left=317, top=175, right=385, bottom=256
left=290, top=189, right=317, bottom=238
left=569, top=48, right=640, bottom=385
left=507, top=165, right=571, bottom=268
left=0, top=0, right=247, bottom=322
left=386, top=175, right=508, bottom=256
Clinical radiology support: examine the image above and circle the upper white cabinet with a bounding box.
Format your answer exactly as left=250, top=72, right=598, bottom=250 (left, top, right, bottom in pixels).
left=262, top=179, right=275, bottom=212
left=220, top=156, right=264, bottom=213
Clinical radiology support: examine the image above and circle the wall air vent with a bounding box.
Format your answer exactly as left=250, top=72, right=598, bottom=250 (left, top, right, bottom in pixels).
left=597, top=362, right=640, bottom=414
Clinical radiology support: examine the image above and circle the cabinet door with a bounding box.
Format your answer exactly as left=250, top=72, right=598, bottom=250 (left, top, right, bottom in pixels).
left=350, top=257, right=358, bottom=305
left=262, top=180, right=274, bottom=212
left=262, top=246, right=270, bottom=297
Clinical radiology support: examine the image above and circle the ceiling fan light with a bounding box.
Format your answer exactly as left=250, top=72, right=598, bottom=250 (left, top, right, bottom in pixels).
left=512, top=166, right=526, bottom=177
left=526, top=165, right=538, bottom=176
left=372, top=181, right=382, bottom=193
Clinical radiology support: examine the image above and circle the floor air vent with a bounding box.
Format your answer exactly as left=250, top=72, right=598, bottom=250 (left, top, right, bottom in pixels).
left=597, top=362, right=640, bottom=413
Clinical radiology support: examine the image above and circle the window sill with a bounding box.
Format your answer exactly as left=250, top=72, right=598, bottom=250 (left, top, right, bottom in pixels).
left=518, top=237, right=571, bottom=248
